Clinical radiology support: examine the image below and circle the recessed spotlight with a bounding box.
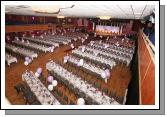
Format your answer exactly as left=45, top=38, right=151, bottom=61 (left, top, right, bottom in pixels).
left=98, top=16, right=111, bottom=20
left=5, top=10, right=10, bottom=13
left=57, top=16, right=65, bottom=18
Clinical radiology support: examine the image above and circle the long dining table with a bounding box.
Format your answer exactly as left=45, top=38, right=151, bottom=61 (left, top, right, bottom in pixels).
left=13, top=40, right=52, bottom=53
left=88, top=43, right=133, bottom=58
left=83, top=46, right=131, bottom=66
left=6, top=44, right=38, bottom=60
left=67, top=55, right=106, bottom=79
left=72, top=48, right=116, bottom=69
left=46, top=61, right=120, bottom=105
left=5, top=53, right=17, bottom=66
left=22, top=71, right=61, bottom=105
left=93, top=41, right=135, bottom=54
left=23, top=37, right=59, bottom=47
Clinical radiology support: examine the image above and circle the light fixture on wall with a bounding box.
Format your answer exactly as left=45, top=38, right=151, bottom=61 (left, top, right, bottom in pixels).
left=98, top=16, right=111, bottom=20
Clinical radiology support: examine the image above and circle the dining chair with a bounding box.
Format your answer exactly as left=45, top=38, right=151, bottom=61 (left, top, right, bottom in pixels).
left=79, top=92, right=85, bottom=98
left=74, top=88, right=80, bottom=97
left=85, top=96, right=93, bottom=105
left=102, top=88, right=109, bottom=95
left=92, top=100, right=99, bottom=105
left=22, top=88, right=36, bottom=105
left=30, top=100, right=41, bottom=105
left=115, top=95, right=124, bottom=105
left=63, top=95, right=68, bottom=104
left=109, top=90, right=116, bottom=99
left=14, top=83, right=25, bottom=94
left=59, top=98, right=66, bottom=105
left=63, top=80, right=69, bottom=87
left=94, top=82, right=101, bottom=90
left=59, top=90, right=63, bottom=97
left=69, top=100, right=75, bottom=105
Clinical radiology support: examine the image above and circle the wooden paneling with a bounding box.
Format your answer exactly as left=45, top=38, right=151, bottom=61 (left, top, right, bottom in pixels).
left=140, top=47, right=151, bottom=82
left=5, top=14, right=57, bottom=24
left=141, top=61, right=155, bottom=104
left=6, top=25, right=51, bottom=33
left=138, top=30, right=155, bottom=105
left=132, top=20, right=141, bottom=32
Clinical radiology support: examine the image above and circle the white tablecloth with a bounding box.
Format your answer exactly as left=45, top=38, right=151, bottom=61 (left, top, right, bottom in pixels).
left=5, top=53, right=17, bottom=65
left=84, top=46, right=131, bottom=66
left=6, top=44, right=38, bottom=60
left=46, top=61, right=120, bottom=105
left=24, top=37, right=59, bottom=47
left=68, top=56, right=105, bottom=77
left=72, top=49, right=116, bottom=69
left=13, top=40, right=51, bottom=53
left=22, top=71, right=61, bottom=105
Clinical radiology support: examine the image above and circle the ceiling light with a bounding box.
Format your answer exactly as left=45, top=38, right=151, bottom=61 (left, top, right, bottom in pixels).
left=5, top=10, right=10, bottom=13
left=31, top=5, right=60, bottom=14
left=57, top=16, right=65, bottom=18
left=149, top=15, right=155, bottom=23
left=98, top=16, right=111, bottom=20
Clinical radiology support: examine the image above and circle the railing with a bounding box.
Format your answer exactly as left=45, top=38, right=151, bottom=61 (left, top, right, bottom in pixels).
left=141, top=30, right=155, bottom=59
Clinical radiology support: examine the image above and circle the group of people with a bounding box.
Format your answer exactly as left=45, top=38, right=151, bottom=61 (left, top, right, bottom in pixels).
left=143, top=21, right=155, bottom=45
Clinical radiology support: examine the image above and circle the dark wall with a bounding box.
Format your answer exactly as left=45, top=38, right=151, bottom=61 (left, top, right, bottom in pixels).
left=5, top=14, right=58, bottom=25
left=126, top=35, right=139, bottom=105
left=132, top=20, right=141, bottom=32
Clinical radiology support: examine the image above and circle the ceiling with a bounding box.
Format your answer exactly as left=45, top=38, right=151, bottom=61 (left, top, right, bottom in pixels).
left=5, top=5, right=155, bottom=19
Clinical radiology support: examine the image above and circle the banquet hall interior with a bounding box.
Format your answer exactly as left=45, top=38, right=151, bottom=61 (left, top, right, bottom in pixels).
left=4, top=4, right=155, bottom=105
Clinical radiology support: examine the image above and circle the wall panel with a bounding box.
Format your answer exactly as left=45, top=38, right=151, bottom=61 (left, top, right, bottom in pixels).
left=6, top=24, right=51, bottom=33
left=138, top=30, right=155, bottom=105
